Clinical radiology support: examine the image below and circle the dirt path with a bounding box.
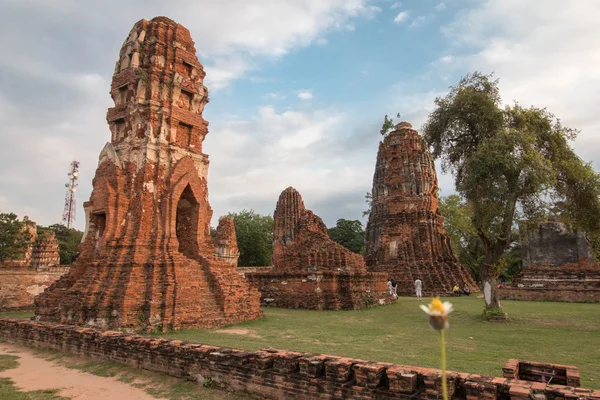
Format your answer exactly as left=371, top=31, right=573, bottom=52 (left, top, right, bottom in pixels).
left=0, top=343, right=166, bottom=400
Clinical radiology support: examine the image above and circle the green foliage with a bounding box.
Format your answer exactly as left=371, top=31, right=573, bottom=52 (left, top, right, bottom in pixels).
left=227, top=209, right=274, bottom=266
left=423, top=72, right=600, bottom=306
left=380, top=112, right=401, bottom=136
left=327, top=219, right=365, bottom=254
left=0, top=212, right=33, bottom=263
left=380, top=115, right=394, bottom=135
left=362, top=192, right=374, bottom=217
left=482, top=306, right=507, bottom=321
left=439, top=194, right=483, bottom=279
left=46, top=224, right=83, bottom=265
left=439, top=194, right=522, bottom=281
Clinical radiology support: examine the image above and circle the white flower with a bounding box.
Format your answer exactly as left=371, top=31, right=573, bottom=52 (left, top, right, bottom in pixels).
left=420, top=297, right=454, bottom=330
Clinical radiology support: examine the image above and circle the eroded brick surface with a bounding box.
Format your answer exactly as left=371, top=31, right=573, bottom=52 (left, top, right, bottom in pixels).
left=245, top=187, right=392, bottom=310
left=365, top=122, right=478, bottom=296
left=1, top=318, right=597, bottom=400
left=213, top=217, right=239, bottom=266
left=31, top=231, right=61, bottom=268
left=34, top=17, right=262, bottom=331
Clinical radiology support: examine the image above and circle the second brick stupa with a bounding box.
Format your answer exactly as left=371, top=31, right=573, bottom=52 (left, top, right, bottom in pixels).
left=365, top=122, right=478, bottom=295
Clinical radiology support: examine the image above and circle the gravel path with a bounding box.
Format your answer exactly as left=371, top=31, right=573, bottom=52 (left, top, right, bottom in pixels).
left=0, top=343, right=166, bottom=400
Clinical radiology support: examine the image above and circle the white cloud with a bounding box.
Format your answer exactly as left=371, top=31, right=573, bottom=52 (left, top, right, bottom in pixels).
left=315, top=37, right=329, bottom=46
left=204, top=105, right=377, bottom=225
left=409, top=14, right=435, bottom=28
left=297, top=90, right=314, bottom=100
left=1, top=0, right=380, bottom=89
left=431, top=55, right=454, bottom=67
left=435, top=3, right=446, bottom=11
left=264, top=92, right=286, bottom=100
left=443, top=0, right=600, bottom=167
left=393, top=11, right=410, bottom=24
left=391, top=2, right=401, bottom=9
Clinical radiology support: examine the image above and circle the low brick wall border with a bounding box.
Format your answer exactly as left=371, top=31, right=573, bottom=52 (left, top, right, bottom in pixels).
left=0, top=318, right=598, bottom=400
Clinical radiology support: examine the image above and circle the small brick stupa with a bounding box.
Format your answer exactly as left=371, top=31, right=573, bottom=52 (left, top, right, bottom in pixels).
left=35, top=17, right=262, bottom=330
left=365, top=122, right=478, bottom=296
left=213, top=217, right=240, bottom=266
left=244, top=187, right=393, bottom=310
left=31, top=231, right=61, bottom=269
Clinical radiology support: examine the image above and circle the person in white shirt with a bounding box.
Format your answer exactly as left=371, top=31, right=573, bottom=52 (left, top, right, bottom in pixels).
left=414, top=278, right=423, bottom=301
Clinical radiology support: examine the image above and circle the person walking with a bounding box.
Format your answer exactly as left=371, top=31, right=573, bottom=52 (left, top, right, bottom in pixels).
left=391, top=279, right=398, bottom=299
left=387, top=278, right=393, bottom=296
left=414, top=278, right=423, bottom=301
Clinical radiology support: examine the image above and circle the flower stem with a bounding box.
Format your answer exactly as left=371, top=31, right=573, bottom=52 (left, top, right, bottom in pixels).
left=440, top=330, right=448, bottom=400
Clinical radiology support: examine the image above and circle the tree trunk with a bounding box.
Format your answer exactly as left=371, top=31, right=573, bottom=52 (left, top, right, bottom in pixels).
left=479, top=243, right=505, bottom=310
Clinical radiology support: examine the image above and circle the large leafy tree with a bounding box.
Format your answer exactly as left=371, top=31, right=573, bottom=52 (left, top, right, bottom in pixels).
left=226, top=210, right=274, bottom=267
left=439, top=194, right=482, bottom=278
left=0, top=212, right=33, bottom=263
left=439, top=194, right=522, bottom=282
left=328, top=219, right=365, bottom=254
left=423, top=72, right=600, bottom=311
left=46, top=224, right=84, bottom=265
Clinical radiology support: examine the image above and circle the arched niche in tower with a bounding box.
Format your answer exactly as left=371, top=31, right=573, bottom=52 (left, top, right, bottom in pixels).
left=176, top=184, right=199, bottom=258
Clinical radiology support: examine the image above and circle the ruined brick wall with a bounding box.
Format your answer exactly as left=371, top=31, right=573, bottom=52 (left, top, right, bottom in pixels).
left=35, top=16, right=262, bottom=331
left=0, top=268, right=69, bottom=311
left=245, top=272, right=390, bottom=310
left=213, top=217, right=239, bottom=266
left=521, top=222, right=595, bottom=268
left=499, top=262, right=600, bottom=302
left=365, top=122, right=478, bottom=296
left=245, top=187, right=392, bottom=310
left=500, top=222, right=600, bottom=303
left=1, top=318, right=598, bottom=400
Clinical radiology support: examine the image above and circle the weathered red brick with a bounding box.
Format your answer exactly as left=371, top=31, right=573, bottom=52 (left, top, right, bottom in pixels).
left=33, top=16, right=262, bottom=331
left=365, top=122, right=478, bottom=296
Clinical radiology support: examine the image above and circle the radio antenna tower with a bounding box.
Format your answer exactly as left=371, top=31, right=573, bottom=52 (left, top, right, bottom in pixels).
left=61, top=160, right=80, bottom=229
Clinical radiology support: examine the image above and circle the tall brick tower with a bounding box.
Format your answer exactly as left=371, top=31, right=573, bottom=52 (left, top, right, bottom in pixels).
left=365, top=122, right=478, bottom=295
left=35, top=17, right=263, bottom=330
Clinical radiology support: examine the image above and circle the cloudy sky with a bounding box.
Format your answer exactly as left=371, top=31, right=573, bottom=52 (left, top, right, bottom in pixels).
left=1, top=0, right=599, bottom=231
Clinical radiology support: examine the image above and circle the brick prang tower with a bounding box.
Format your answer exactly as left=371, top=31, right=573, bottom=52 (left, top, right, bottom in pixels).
left=35, top=17, right=263, bottom=330
left=365, top=122, right=478, bottom=296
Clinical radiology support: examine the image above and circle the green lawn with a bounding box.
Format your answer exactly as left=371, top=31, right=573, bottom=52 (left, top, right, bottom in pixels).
left=0, top=312, right=34, bottom=320
left=156, top=297, right=600, bottom=389
left=2, top=299, right=598, bottom=389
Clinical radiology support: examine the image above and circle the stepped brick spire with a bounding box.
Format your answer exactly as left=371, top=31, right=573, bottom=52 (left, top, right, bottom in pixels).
left=365, top=122, right=478, bottom=295
left=35, top=17, right=262, bottom=330
left=242, top=187, right=392, bottom=310
left=31, top=231, right=61, bottom=268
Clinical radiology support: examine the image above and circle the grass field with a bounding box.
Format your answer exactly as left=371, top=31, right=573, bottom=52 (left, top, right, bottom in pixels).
left=2, top=297, right=599, bottom=388
left=157, top=297, right=600, bottom=389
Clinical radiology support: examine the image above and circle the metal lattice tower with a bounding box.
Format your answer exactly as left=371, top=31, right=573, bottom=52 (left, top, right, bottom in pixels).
left=61, top=160, right=80, bottom=229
